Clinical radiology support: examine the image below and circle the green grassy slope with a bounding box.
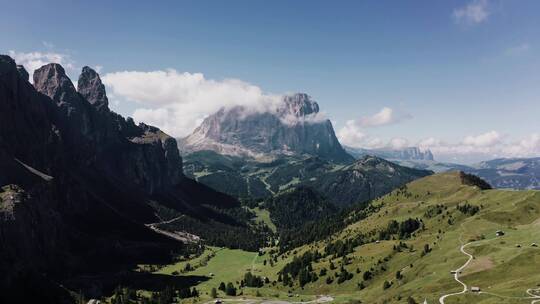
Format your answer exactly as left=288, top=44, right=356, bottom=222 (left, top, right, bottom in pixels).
left=153, top=171, right=540, bottom=304
left=270, top=171, right=540, bottom=303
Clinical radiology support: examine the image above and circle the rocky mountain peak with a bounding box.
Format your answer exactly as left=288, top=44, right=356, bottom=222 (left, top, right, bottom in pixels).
left=180, top=93, right=353, bottom=163
left=16, top=65, right=29, bottom=81
left=33, top=63, right=77, bottom=103
left=279, top=93, right=319, bottom=117
left=78, top=66, right=109, bottom=111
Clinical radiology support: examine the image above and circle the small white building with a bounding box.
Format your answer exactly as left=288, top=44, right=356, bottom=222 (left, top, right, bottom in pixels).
left=471, top=286, right=481, bottom=292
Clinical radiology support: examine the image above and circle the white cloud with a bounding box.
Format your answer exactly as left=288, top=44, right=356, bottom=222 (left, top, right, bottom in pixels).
left=462, top=130, right=501, bottom=147
left=337, top=120, right=410, bottom=150
left=337, top=107, right=411, bottom=148
left=102, top=69, right=283, bottom=137
left=502, top=133, right=540, bottom=157
left=357, top=107, right=411, bottom=128
left=453, top=0, right=490, bottom=24
left=389, top=137, right=409, bottom=149
left=418, top=132, right=540, bottom=162
left=8, top=50, right=76, bottom=82
left=337, top=120, right=367, bottom=148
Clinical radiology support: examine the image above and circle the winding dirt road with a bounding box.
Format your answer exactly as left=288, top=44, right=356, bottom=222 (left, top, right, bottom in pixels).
left=145, top=215, right=201, bottom=243
left=439, top=242, right=474, bottom=304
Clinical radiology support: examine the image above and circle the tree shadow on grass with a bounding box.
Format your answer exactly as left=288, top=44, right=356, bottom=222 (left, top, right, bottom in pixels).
left=64, top=271, right=210, bottom=298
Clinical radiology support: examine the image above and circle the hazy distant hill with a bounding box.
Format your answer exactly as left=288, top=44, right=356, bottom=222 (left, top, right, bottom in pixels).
left=345, top=145, right=540, bottom=190
left=391, top=158, right=540, bottom=190
left=344, top=145, right=434, bottom=161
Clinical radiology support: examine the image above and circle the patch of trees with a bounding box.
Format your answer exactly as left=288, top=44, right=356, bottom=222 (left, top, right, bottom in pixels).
left=243, top=272, right=264, bottom=287
left=279, top=200, right=376, bottom=252
left=456, top=202, right=480, bottom=216
left=336, top=265, right=354, bottom=284
left=125, top=285, right=199, bottom=304
left=279, top=250, right=322, bottom=287
left=159, top=215, right=270, bottom=251
left=459, top=172, right=492, bottom=190
left=424, top=204, right=446, bottom=218
left=392, top=241, right=410, bottom=253
left=421, top=244, right=432, bottom=257
left=324, top=238, right=361, bottom=258
left=264, top=186, right=338, bottom=231
left=378, top=218, right=421, bottom=240
left=218, top=282, right=237, bottom=296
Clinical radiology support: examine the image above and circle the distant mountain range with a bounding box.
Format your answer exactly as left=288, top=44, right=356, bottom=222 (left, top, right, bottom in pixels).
left=342, top=145, right=539, bottom=190
left=179, top=93, right=353, bottom=163
left=344, top=145, right=434, bottom=161
left=360, top=155, right=540, bottom=190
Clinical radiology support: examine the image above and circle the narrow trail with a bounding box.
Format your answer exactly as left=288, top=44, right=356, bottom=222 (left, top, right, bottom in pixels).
left=145, top=215, right=200, bottom=243
left=260, top=175, right=275, bottom=195
left=250, top=252, right=259, bottom=272
left=527, top=288, right=540, bottom=304
left=147, top=215, right=185, bottom=226
left=438, top=242, right=474, bottom=304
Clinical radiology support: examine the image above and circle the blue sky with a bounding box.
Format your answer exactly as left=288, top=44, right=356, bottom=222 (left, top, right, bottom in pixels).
left=2, top=0, right=539, bottom=163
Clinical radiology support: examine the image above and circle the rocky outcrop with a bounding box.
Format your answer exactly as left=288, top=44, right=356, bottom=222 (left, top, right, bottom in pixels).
left=78, top=66, right=109, bottom=111
left=180, top=93, right=353, bottom=163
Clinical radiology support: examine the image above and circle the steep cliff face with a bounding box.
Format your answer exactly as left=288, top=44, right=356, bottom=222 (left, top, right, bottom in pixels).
left=0, top=55, right=239, bottom=303
left=180, top=93, right=353, bottom=163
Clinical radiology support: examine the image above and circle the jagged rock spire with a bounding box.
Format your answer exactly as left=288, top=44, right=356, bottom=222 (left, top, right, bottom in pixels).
left=33, top=63, right=78, bottom=103
left=78, top=66, right=109, bottom=111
